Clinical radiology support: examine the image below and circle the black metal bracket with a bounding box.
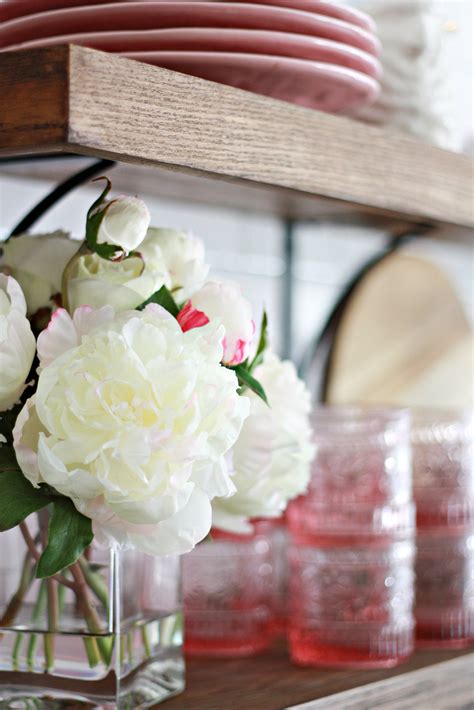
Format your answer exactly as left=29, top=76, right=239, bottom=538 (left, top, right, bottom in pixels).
left=7, top=158, right=116, bottom=237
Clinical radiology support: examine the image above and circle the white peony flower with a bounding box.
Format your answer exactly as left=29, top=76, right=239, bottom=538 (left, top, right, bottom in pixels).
left=95, top=195, right=150, bottom=253
left=14, top=304, right=250, bottom=555
left=67, top=251, right=166, bottom=312
left=212, top=352, right=315, bottom=534
left=177, top=280, right=255, bottom=366
left=1, top=232, right=79, bottom=315
left=141, top=228, right=209, bottom=302
left=66, top=227, right=209, bottom=313
left=0, top=275, right=36, bottom=411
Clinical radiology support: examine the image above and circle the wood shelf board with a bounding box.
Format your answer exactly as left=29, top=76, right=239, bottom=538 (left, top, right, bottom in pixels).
left=0, top=45, right=473, bottom=230
left=0, top=156, right=429, bottom=237
left=165, top=645, right=473, bottom=710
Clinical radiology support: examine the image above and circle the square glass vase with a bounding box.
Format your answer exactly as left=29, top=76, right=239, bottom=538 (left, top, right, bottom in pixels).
left=0, top=520, right=184, bottom=709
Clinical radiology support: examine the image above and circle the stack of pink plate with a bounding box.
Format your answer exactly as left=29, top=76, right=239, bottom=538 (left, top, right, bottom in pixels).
left=0, top=1, right=381, bottom=113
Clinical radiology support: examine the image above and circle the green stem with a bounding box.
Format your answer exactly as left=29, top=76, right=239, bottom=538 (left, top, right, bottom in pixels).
left=78, top=556, right=109, bottom=610
left=44, top=578, right=58, bottom=671
left=141, top=626, right=152, bottom=658
left=69, top=562, right=113, bottom=666
left=12, top=633, right=24, bottom=670
left=0, top=551, right=35, bottom=628
left=26, top=581, right=48, bottom=671
left=127, top=631, right=134, bottom=665
left=83, top=637, right=101, bottom=668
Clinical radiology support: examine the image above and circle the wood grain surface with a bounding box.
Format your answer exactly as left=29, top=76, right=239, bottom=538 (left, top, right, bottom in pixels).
left=0, top=45, right=473, bottom=229
left=290, top=653, right=474, bottom=709
left=325, top=253, right=474, bottom=408
left=164, top=645, right=473, bottom=710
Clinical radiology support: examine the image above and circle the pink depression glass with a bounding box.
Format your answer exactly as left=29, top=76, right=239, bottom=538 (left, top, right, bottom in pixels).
left=267, top=517, right=289, bottom=637
left=183, top=521, right=278, bottom=657
left=288, top=407, right=415, bottom=669
left=415, top=530, right=474, bottom=648
left=412, top=409, right=474, bottom=647
left=412, top=409, right=473, bottom=530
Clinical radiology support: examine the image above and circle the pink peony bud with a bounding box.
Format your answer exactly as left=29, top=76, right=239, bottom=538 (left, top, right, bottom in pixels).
left=177, top=280, right=255, bottom=366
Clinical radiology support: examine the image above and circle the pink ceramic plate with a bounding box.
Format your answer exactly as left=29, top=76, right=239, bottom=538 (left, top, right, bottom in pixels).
left=214, top=0, right=376, bottom=32
left=3, top=28, right=382, bottom=79
left=0, top=0, right=375, bottom=32
left=0, top=3, right=381, bottom=56
left=120, top=52, right=380, bottom=112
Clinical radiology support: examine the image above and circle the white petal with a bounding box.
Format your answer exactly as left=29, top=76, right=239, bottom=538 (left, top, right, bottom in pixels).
left=37, top=308, right=78, bottom=368
left=72, top=304, right=115, bottom=338
left=211, top=505, right=254, bottom=535
left=37, top=434, right=102, bottom=499
left=129, top=487, right=212, bottom=555
left=13, top=397, right=43, bottom=487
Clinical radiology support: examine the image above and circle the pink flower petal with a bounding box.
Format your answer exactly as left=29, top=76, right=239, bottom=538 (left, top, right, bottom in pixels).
left=177, top=301, right=210, bottom=332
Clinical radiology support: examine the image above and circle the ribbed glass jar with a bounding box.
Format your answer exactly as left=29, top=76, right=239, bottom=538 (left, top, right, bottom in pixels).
left=288, top=407, right=415, bottom=669
left=412, top=409, right=474, bottom=648
left=183, top=521, right=280, bottom=657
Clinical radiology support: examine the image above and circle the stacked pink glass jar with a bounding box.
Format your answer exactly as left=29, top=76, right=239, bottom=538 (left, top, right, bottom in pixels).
left=412, top=409, right=474, bottom=648
left=183, top=519, right=282, bottom=657
left=287, top=407, right=415, bottom=669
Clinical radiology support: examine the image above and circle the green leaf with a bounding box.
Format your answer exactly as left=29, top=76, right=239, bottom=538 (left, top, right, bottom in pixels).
left=136, top=285, right=180, bottom=317
left=36, top=498, right=93, bottom=579
left=233, top=365, right=268, bottom=405
left=249, top=310, right=268, bottom=372
left=87, top=176, right=112, bottom=220
left=0, top=448, right=52, bottom=531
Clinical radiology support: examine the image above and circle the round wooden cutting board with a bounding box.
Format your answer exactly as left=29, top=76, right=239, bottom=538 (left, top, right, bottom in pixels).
left=324, top=252, right=473, bottom=408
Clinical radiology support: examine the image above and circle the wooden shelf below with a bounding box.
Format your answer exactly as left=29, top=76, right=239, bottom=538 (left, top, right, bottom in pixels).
left=0, top=45, right=473, bottom=233
left=166, top=645, right=474, bottom=709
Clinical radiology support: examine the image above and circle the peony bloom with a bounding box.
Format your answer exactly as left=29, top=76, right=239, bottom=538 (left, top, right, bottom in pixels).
left=1, top=232, right=79, bottom=315
left=141, top=228, right=209, bottom=302
left=94, top=195, right=150, bottom=253
left=212, top=352, right=315, bottom=534
left=66, top=227, right=209, bottom=313
left=14, top=304, right=250, bottom=555
left=177, top=280, right=255, bottom=366
left=0, top=275, right=36, bottom=411
left=66, top=250, right=166, bottom=313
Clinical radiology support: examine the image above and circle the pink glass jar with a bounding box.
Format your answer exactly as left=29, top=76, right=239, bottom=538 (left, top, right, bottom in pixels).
left=412, top=409, right=474, bottom=648
left=415, top=530, right=474, bottom=647
left=412, top=409, right=473, bottom=530
left=267, top=517, right=289, bottom=637
left=183, top=521, right=278, bottom=657
left=288, top=407, right=415, bottom=669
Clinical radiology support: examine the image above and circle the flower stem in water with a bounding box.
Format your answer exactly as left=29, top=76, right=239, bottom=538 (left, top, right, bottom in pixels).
left=26, top=580, right=48, bottom=671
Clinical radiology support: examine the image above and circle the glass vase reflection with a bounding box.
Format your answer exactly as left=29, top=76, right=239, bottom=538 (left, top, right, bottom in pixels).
left=0, top=520, right=184, bottom=709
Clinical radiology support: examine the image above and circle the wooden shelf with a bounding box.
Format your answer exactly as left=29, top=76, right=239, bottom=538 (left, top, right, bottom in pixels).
left=0, top=45, right=473, bottom=233
left=165, top=645, right=474, bottom=709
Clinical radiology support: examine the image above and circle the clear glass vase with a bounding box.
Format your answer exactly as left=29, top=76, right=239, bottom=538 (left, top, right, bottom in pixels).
left=0, top=517, right=184, bottom=709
